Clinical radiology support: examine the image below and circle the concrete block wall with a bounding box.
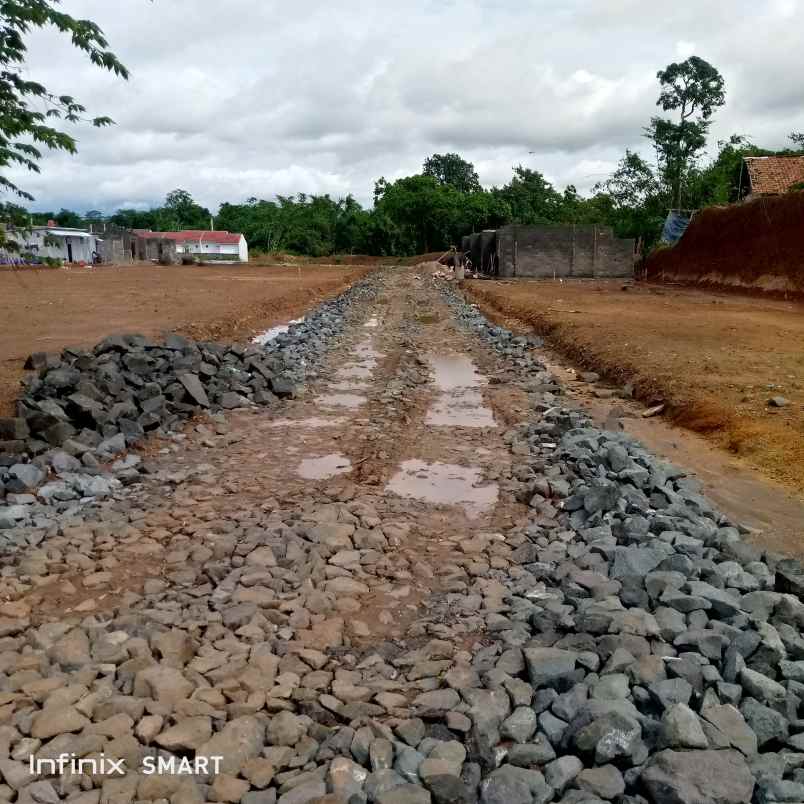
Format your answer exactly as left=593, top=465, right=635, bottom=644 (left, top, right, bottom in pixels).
left=493, top=224, right=633, bottom=278
left=594, top=228, right=636, bottom=277
left=469, top=233, right=482, bottom=271
left=478, top=231, right=497, bottom=273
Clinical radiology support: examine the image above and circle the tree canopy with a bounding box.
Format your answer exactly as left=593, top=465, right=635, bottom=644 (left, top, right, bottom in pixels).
left=423, top=153, right=481, bottom=193
left=0, top=0, right=128, bottom=201
left=646, top=56, right=725, bottom=208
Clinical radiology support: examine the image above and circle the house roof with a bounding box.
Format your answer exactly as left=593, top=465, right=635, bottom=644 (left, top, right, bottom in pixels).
left=133, top=229, right=243, bottom=245
left=744, top=156, right=804, bottom=195
left=31, top=227, right=94, bottom=239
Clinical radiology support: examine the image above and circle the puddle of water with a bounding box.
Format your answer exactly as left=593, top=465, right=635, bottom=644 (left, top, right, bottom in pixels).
left=426, top=389, right=497, bottom=427
left=386, top=459, right=498, bottom=519
left=328, top=380, right=370, bottom=392
left=252, top=318, right=304, bottom=345
left=318, top=393, right=366, bottom=409
left=430, top=354, right=486, bottom=391
left=298, top=453, right=352, bottom=480
left=268, top=417, right=344, bottom=429
left=337, top=364, right=373, bottom=379
left=425, top=354, right=497, bottom=428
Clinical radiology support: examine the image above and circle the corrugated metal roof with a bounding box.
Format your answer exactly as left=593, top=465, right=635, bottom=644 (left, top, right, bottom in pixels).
left=32, top=228, right=94, bottom=239
left=744, top=156, right=804, bottom=195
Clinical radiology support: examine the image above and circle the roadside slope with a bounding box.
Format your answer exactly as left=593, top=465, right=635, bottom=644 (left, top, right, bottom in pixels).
left=464, top=278, right=804, bottom=493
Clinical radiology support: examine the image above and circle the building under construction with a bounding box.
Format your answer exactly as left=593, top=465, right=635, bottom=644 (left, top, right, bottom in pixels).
left=462, top=224, right=634, bottom=278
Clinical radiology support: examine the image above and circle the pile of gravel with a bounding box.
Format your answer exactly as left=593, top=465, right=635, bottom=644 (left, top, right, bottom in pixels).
left=402, top=279, right=804, bottom=804
left=0, top=274, right=379, bottom=525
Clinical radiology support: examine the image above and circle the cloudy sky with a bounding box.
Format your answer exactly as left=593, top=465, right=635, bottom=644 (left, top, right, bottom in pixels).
left=10, top=0, right=804, bottom=213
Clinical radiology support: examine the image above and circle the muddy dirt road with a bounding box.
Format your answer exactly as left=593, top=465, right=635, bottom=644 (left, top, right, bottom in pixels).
left=2, top=266, right=804, bottom=804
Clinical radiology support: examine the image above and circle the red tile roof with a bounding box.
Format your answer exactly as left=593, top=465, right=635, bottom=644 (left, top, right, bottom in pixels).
left=133, top=229, right=242, bottom=245
left=744, top=156, right=804, bottom=195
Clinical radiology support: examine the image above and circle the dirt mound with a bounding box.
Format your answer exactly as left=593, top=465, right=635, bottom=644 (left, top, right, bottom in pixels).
left=646, top=193, right=804, bottom=296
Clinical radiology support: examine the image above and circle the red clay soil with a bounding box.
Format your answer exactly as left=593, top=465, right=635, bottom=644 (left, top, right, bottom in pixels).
left=646, top=192, right=804, bottom=296
left=0, top=260, right=372, bottom=417
left=464, top=278, right=804, bottom=494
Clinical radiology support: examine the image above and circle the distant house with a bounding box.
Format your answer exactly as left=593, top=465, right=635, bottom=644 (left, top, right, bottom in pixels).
left=132, top=229, right=248, bottom=262
left=741, top=155, right=804, bottom=200
left=4, top=220, right=100, bottom=263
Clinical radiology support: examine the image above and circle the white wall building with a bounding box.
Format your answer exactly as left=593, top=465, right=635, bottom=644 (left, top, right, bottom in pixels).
left=134, top=230, right=249, bottom=262
left=5, top=224, right=99, bottom=263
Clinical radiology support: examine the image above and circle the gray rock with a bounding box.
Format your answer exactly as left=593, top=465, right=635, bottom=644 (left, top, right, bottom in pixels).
left=197, top=715, right=264, bottom=775
left=480, top=765, right=551, bottom=804
left=576, top=765, right=625, bottom=801
left=394, top=746, right=425, bottom=784
left=756, top=778, right=804, bottom=803
left=8, top=462, right=45, bottom=491
left=371, top=739, right=395, bottom=772
left=500, top=707, right=538, bottom=744
left=649, top=678, right=693, bottom=709
left=523, top=647, right=578, bottom=689
left=701, top=704, right=757, bottom=756
left=366, top=769, right=408, bottom=802
left=507, top=735, right=556, bottom=767
left=376, top=785, right=432, bottom=804
left=740, top=667, right=786, bottom=704
left=179, top=373, right=210, bottom=407
left=660, top=703, right=708, bottom=749
left=611, top=546, right=667, bottom=579
left=741, top=698, right=789, bottom=748
left=267, top=711, right=306, bottom=747
left=544, top=756, right=583, bottom=793
left=413, top=689, right=461, bottom=714
left=396, top=719, right=426, bottom=748
left=642, top=749, right=755, bottom=804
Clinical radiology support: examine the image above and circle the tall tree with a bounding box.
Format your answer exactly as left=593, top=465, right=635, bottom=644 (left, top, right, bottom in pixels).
left=492, top=166, right=563, bottom=224
left=157, top=189, right=211, bottom=230
left=55, top=207, right=82, bottom=227
left=423, top=153, right=481, bottom=193
left=645, top=56, right=725, bottom=208
left=0, top=1, right=128, bottom=202
left=595, top=150, right=666, bottom=247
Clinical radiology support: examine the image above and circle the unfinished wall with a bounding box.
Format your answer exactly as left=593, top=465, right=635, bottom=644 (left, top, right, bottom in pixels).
left=495, top=224, right=634, bottom=278
left=468, top=233, right=481, bottom=271
left=478, top=231, right=497, bottom=274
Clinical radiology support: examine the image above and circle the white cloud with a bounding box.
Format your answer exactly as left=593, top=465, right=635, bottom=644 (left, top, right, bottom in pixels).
left=3, top=0, right=803, bottom=212
left=675, top=40, right=696, bottom=59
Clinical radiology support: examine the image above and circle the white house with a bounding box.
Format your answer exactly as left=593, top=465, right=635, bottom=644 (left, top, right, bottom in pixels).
left=133, top=229, right=249, bottom=262
left=5, top=222, right=99, bottom=263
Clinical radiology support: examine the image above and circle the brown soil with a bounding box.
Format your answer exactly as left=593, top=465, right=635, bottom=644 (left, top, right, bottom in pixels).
left=464, top=277, right=804, bottom=494
left=646, top=193, right=804, bottom=296
left=0, top=259, right=373, bottom=416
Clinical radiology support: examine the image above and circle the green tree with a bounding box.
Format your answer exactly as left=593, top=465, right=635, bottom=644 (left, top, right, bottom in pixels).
left=595, top=150, right=666, bottom=248
left=645, top=56, right=725, bottom=208
left=109, top=207, right=159, bottom=230
left=422, top=153, right=481, bottom=193
left=55, top=207, right=82, bottom=227
left=374, top=174, right=464, bottom=254
left=0, top=1, right=128, bottom=202
left=492, top=166, right=564, bottom=224
left=157, top=189, right=211, bottom=231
